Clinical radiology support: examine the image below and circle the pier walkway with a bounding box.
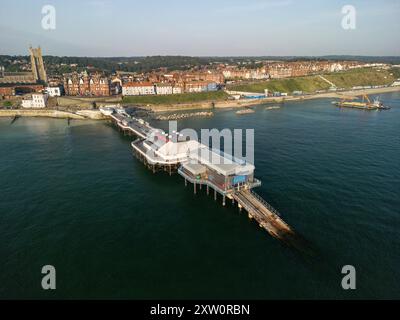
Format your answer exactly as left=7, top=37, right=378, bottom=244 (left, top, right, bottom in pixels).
left=234, top=190, right=310, bottom=252
left=110, top=112, right=154, bottom=139
left=233, top=190, right=300, bottom=247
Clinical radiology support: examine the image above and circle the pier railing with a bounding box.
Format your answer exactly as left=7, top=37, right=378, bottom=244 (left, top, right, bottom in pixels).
left=177, top=167, right=227, bottom=195
left=249, top=189, right=282, bottom=217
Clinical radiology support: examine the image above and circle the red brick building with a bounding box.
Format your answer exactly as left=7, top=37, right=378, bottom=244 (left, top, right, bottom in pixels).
left=0, top=86, right=15, bottom=97
left=0, top=84, right=44, bottom=98
left=63, top=73, right=110, bottom=96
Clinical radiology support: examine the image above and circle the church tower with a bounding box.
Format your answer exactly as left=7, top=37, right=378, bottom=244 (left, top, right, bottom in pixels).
left=29, top=46, right=47, bottom=83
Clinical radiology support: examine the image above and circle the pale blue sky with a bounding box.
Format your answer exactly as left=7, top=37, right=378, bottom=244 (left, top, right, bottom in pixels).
left=0, top=0, right=399, bottom=56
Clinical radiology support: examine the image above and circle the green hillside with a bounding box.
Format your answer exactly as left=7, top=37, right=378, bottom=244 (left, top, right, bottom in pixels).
left=229, top=76, right=330, bottom=93
left=324, top=68, right=396, bottom=88
left=228, top=67, right=398, bottom=93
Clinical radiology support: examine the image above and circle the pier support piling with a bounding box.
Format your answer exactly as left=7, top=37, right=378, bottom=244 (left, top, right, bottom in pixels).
left=207, top=185, right=209, bottom=195
left=194, top=183, right=197, bottom=195
left=222, top=195, right=226, bottom=206
left=214, top=189, right=217, bottom=201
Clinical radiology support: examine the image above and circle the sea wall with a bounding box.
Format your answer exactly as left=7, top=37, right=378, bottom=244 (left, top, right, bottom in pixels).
left=0, top=109, right=107, bottom=120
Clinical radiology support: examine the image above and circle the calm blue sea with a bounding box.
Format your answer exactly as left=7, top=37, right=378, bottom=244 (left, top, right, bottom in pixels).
left=1, top=92, right=399, bottom=299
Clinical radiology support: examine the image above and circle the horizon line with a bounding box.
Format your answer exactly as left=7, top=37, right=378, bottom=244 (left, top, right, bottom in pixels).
left=2, top=53, right=400, bottom=59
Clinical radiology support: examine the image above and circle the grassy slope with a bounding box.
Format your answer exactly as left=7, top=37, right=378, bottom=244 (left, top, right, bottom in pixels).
left=122, top=91, right=228, bottom=105
left=324, top=68, right=396, bottom=88
left=2, top=101, right=13, bottom=107
left=228, top=68, right=398, bottom=93
left=229, top=76, right=330, bottom=93
left=390, top=67, right=400, bottom=79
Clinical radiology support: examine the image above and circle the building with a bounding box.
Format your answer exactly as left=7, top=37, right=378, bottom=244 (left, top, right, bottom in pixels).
left=21, top=93, right=48, bottom=108
left=392, top=79, right=400, bottom=86
left=122, top=82, right=155, bottom=96
left=0, top=46, right=48, bottom=96
left=131, top=129, right=258, bottom=195
left=172, top=84, right=183, bottom=94
left=45, top=86, right=61, bottom=97
left=64, top=77, right=80, bottom=95
left=222, top=67, right=268, bottom=80
left=206, top=82, right=218, bottom=91
left=29, top=46, right=47, bottom=83
left=182, top=71, right=224, bottom=84
left=63, top=73, right=110, bottom=96
left=0, top=86, right=15, bottom=97
left=155, top=83, right=173, bottom=95
left=267, top=64, right=292, bottom=79
left=0, top=72, right=35, bottom=84
left=88, top=75, right=110, bottom=96
left=185, top=81, right=206, bottom=93
left=111, top=77, right=123, bottom=95
left=185, top=81, right=217, bottom=93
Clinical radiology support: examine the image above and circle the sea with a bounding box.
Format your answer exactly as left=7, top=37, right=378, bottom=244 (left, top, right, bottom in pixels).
left=1, top=92, right=399, bottom=299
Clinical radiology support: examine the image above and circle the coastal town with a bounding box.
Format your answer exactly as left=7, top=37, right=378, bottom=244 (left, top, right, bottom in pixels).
left=1, top=46, right=400, bottom=114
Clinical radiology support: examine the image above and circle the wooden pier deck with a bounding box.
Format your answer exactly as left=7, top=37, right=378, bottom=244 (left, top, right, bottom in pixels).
left=233, top=190, right=311, bottom=252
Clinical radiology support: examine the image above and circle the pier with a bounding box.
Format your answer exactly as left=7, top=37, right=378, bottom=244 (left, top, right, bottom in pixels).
left=110, top=112, right=153, bottom=139
left=103, top=106, right=305, bottom=250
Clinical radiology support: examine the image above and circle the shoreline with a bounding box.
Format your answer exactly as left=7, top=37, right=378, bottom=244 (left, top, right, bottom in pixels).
left=0, top=109, right=107, bottom=120
left=146, top=85, right=400, bottom=113
left=1, top=86, right=399, bottom=121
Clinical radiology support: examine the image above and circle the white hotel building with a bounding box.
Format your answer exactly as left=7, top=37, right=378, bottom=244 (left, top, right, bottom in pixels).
left=155, top=83, right=173, bottom=95
left=21, top=93, right=48, bottom=108
left=45, top=86, right=61, bottom=97
left=122, top=82, right=155, bottom=96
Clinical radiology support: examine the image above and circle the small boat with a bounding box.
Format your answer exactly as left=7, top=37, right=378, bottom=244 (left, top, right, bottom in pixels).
left=265, top=106, right=280, bottom=110
left=236, top=109, right=255, bottom=115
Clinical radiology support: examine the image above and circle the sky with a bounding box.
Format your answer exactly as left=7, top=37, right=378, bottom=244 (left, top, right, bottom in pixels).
left=0, top=0, right=399, bottom=57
